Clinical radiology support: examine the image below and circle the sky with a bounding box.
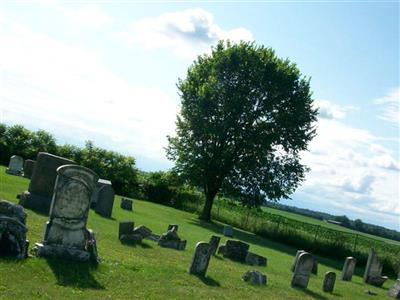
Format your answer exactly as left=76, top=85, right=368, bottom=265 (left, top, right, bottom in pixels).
left=0, top=0, right=399, bottom=229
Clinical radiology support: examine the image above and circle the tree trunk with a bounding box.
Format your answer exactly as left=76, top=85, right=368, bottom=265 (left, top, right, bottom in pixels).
left=199, top=190, right=217, bottom=221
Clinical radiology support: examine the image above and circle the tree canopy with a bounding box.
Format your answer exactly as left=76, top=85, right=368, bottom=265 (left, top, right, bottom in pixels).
left=167, top=41, right=318, bottom=221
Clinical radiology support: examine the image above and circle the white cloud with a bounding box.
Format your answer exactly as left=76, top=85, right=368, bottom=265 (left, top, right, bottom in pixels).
left=373, top=87, right=399, bottom=125
left=0, top=15, right=177, bottom=164
left=62, top=6, right=112, bottom=27
left=315, top=99, right=354, bottom=120
left=116, top=8, right=253, bottom=59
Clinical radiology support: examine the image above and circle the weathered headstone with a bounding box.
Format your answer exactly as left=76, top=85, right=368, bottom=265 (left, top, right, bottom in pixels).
left=168, top=224, right=179, bottom=231
left=95, top=183, right=115, bottom=218
left=242, top=270, right=267, bottom=285
left=245, top=251, right=267, bottom=266
left=189, top=242, right=212, bottom=276
left=121, top=198, right=133, bottom=211
left=209, top=235, right=221, bottom=255
left=291, top=250, right=306, bottom=271
left=23, top=159, right=35, bottom=179
left=158, top=226, right=186, bottom=250
left=91, top=179, right=111, bottom=207
left=133, top=225, right=152, bottom=238
left=363, top=249, right=388, bottom=287
left=118, top=221, right=143, bottom=244
left=34, top=165, right=99, bottom=262
left=19, top=152, right=75, bottom=213
left=223, top=225, right=234, bottom=237
left=341, top=257, right=357, bottom=281
left=6, top=155, right=24, bottom=176
left=0, top=200, right=28, bottom=259
left=291, top=252, right=314, bottom=288
left=388, top=279, right=400, bottom=299
left=322, top=271, right=336, bottom=292
left=119, top=221, right=134, bottom=239
left=220, top=240, right=250, bottom=262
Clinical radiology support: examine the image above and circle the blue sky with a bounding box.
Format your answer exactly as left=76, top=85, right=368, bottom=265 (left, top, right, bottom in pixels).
left=1, top=1, right=398, bottom=229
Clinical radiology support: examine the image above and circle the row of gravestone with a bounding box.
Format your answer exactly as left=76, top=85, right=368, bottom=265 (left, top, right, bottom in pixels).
left=6, top=153, right=116, bottom=218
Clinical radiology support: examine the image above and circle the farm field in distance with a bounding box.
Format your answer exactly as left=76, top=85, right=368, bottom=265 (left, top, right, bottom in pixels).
left=0, top=165, right=396, bottom=299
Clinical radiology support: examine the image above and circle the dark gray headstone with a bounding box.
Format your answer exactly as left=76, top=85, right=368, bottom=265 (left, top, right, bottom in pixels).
left=158, top=226, right=186, bottom=250
left=19, top=152, right=75, bottom=213
left=119, top=221, right=134, bottom=239
left=6, top=155, right=24, bottom=176
left=23, top=159, right=35, bottom=179
left=322, top=271, right=336, bottom=292
left=245, top=251, right=267, bottom=266
left=133, top=225, right=152, bottom=238
left=0, top=200, right=28, bottom=259
left=363, top=249, right=388, bottom=287
left=291, top=250, right=306, bottom=271
left=341, top=257, right=357, bottom=281
left=121, top=198, right=133, bottom=211
left=189, top=242, right=212, bottom=276
left=168, top=224, right=179, bottom=231
left=95, top=184, right=115, bottom=218
left=209, top=235, right=221, bottom=255
left=291, top=252, right=314, bottom=288
left=34, top=165, right=99, bottom=262
left=242, top=270, right=267, bottom=285
left=388, top=279, right=400, bottom=299
left=221, top=240, right=250, bottom=262
left=223, top=225, right=234, bottom=237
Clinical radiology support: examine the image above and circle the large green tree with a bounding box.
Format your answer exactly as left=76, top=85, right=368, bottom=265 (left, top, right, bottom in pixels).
left=167, top=41, right=317, bottom=221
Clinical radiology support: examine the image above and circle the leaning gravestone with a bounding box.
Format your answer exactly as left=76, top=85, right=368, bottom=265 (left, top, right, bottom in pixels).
left=291, top=252, right=314, bottom=288
left=322, top=271, right=336, bottom=293
left=19, top=152, right=75, bottom=213
left=341, top=257, right=357, bottom=281
left=189, top=242, right=212, bottom=276
left=34, top=165, right=99, bottom=262
left=158, top=226, right=186, bottom=250
left=242, top=270, right=267, bottom=285
left=363, top=249, right=388, bottom=287
left=291, top=250, right=306, bottom=271
left=219, top=240, right=250, bottom=262
left=388, top=279, right=400, bottom=299
left=0, top=199, right=28, bottom=259
left=223, top=225, right=234, bottom=237
left=245, top=251, right=267, bottom=266
left=23, top=159, right=35, bottom=179
left=209, top=235, right=221, bottom=255
left=6, top=155, right=24, bottom=176
left=95, top=183, right=115, bottom=218
left=121, top=198, right=133, bottom=211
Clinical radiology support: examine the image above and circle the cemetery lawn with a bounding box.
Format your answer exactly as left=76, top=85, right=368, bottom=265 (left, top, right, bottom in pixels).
left=0, top=166, right=395, bottom=300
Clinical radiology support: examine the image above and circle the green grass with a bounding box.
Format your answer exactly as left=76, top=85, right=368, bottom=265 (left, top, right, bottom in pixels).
left=262, top=206, right=400, bottom=246
left=0, top=166, right=395, bottom=299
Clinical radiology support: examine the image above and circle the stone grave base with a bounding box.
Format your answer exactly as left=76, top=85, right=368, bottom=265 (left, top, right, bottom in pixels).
left=367, top=276, right=388, bottom=287
left=158, top=239, right=186, bottom=250
left=19, top=191, right=52, bottom=213
left=242, top=271, right=267, bottom=285
left=5, top=169, right=22, bottom=176
left=35, top=243, right=91, bottom=261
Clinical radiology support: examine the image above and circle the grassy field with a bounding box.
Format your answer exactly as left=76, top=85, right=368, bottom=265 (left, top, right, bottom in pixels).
left=261, top=206, right=400, bottom=246
left=0, top=166, right=396, bottom=299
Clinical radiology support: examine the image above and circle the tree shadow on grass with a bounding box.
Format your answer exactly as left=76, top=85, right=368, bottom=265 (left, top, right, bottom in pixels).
left=194, top=274, right=221, bottom=287
left=46, top=258, right=104, bottom=290
left=120, top=241, right=153, bottom=249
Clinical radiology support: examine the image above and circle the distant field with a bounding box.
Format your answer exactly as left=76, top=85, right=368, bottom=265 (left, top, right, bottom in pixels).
left=261, top=206, right=400, bottom=246
left=0, top=166, right=397, bottom=299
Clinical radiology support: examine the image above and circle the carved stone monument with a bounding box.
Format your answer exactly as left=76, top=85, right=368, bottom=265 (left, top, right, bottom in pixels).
left=34, top=165, right=99, bottom=262
left=219, top=240, right=250, bottom=262
left=6, top=155, right=24, bottom=176
left=291, top=252, right=314, bottom=288
left=223, top=225, right=234, bottom=237
left=0, top=200, right=28, bottom=259
left=341, top=257, right=357, bottom=281
left=23, top=159, right=36, bottom=179
left=245, top=251, right=267, bottom=266
left=189, top=242, right=212, bottom=276
left=94, top=180, right=115, bottom=218
left=363, top=249, right=388, bottom=287
left=19, top=152, right=75, bottom=213
left=209, top=235, right=221, bottom=255
left=322, top=271, right=336, bottom=292
left=388, top=279, right=400, bottom=299
left=242, top=270, right=267, bottom=285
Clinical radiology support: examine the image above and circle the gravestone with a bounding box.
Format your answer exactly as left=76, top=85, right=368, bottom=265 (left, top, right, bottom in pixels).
left=242, top=270, right=267, bottom=285
left=91, top=179, right=112, bottom=207
left=341, top=257, right=357, bottom=281
left=6, top=155, right=24, bottom=176
left=322, top=271, right=336, bottom=292
left=363, top=249, right=388, bottom=287
left=209, top=235, right=221, bottom=255
left=189, top=242, right=212, bottom=276
left=34, top=165, right=99, bottom=262
left=95, top=183, right=115, bottom=218
left=19, top=152, right=75, bottom=213
left=158, top=226, right=186, bottom=250
left=118, top=221, right=143, bottom=244
left=291, top=250, right=306, bottom=271
left=23, top=159, right=35, bottom=179
left=223, top=225, right=234, bottom=237
left=220, top=240, right=250, bottom=262
left=119, top=221, right=134, bottom=239
left=245, top=251, right=267, bottom=266
left=133, top=225, right=152, bottom=238
left=291, top=252, right=314, bottom=288
left=388, top=279, right=400, bottom=299
left=168, top=224, right=179, bottom=231
left=121, top=198, right=133, bottom=211
left=0, top=200, right=28, bottom=259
